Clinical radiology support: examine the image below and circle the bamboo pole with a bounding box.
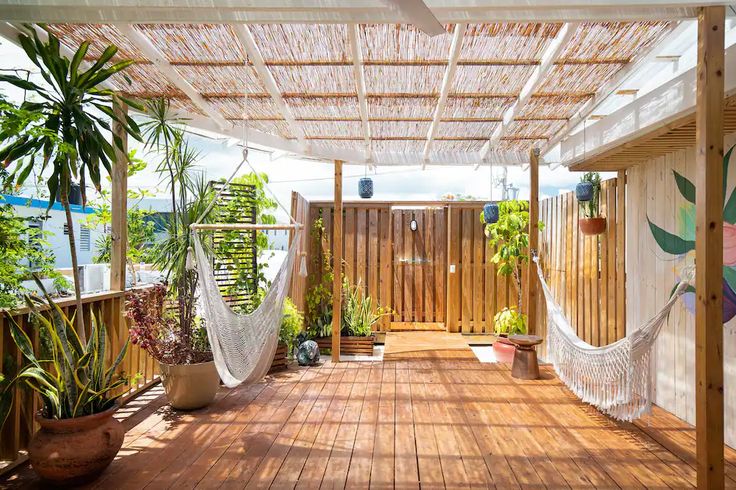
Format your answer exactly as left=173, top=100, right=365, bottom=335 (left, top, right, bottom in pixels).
left=527, top=147, right=540, bottom=334
left=110, top=98, right=128, bottom=292
left=695, top=6, right=725, bottom=489
left=332, top=160, right=344, bottom=362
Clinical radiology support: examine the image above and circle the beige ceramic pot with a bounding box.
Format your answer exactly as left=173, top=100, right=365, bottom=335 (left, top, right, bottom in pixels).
left=159, top=360, right=220, bottom=410
left=29, top=404, right=124, bottom=486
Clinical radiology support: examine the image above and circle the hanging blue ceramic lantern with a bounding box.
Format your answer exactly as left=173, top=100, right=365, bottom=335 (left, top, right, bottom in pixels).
left=483, top=202, right=499, bottom=224
left=576, top=182, right=594, bottom=202
left=359, top=177, right=373, bottom=199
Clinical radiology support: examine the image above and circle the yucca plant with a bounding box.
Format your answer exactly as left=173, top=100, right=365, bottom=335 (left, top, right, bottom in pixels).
left=342, top=281, right=390, bottom=337
left=0, top=284, right=131, bottom=425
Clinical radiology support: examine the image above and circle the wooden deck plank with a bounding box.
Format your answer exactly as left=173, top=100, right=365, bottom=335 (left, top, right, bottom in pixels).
left=5, top=353, right=736, bottom=490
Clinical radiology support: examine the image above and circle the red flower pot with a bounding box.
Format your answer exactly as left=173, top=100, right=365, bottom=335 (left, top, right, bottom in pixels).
left=579, top=217, right=606, bottom=236
left=493, top=337, right=516, bottom=363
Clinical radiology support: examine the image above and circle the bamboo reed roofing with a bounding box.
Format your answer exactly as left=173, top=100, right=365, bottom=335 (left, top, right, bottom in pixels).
left=45, top=20, right=673, bottom=164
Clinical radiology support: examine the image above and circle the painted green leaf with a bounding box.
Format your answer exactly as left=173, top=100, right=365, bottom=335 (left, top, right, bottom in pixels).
left=725, top=146, right=734, bottom=206
left=647, top=216, right=695, bottom=255
left=673, top=170, right=695, bottom=204
left=724, top=266, right=736, bottom=295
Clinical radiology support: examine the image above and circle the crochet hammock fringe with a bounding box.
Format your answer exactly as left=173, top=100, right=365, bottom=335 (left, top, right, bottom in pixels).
left=534, top=259, right=688, bottom=421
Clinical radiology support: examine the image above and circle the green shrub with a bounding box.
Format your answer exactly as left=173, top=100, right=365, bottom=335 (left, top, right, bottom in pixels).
left=281, top=298, right=304, bottom=353
left=342, top=281, right=390, bottom=337
left=493, top=307, right=528, bottom=336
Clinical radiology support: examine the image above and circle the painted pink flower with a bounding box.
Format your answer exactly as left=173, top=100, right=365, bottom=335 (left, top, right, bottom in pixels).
left=724, top=223, right=736, bottom=266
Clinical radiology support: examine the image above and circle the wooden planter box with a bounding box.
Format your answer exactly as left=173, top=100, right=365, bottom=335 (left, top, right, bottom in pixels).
left=269, top=343, right=288, bottom=372
left=315, top=335, right=375, bottom=356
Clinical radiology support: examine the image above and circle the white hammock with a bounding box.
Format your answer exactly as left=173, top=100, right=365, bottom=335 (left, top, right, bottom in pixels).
left=534, top=258, right=688, bottom=421
left=192, top=229, right=300, bottom=388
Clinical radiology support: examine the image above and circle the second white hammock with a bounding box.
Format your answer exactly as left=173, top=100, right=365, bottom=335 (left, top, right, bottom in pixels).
left=534, top=258, right=688, bottom=421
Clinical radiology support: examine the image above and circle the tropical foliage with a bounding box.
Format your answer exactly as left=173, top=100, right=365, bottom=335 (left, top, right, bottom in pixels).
left=0, top=27, right=141, bottom=342
left=0, top=285, right=131, bottom=425
left=493, top=306, right=528, bottom=336
left=305, top=216, right=335, bottom=338
left=0, top=202, right=70, bottom=309
left=578, top=172, right=602, bottom=218
left=280, top=297, right=304, bottom=354
left=647, top=145, right=736, bottom=322
left=342, top=281, right=390, bottom=337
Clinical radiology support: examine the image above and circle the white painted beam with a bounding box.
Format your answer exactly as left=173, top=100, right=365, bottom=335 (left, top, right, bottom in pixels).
left=231, top=24, right=307, bottom=151
left=382, top=0, right=445, bottom=36
left=116, top=24, right=229, bottom=131
left=541, top=20, right=689, bottom=156
left=480, top=22, right=578, bottom=161
left=0, top=1, right=726, bottom=24
left=423, top=23, right=466, bottom=161
left=347, top=24, right=371, bottom=160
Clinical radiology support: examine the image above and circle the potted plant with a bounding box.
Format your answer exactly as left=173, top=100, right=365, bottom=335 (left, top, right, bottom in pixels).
left=576, top=172, right=606, bottom=236
left=273, top=297, right=303, bottom=371
left=338, top=281, right=389, bottom=355
left=0, top=288, right=132, bottom=485
left=133, top=102, right=220, bottom=409
left=484, top=200, right=541, bottom=363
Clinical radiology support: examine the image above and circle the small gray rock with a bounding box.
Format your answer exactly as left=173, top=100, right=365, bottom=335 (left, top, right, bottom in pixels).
left=297, top=340, right=320, bottom=366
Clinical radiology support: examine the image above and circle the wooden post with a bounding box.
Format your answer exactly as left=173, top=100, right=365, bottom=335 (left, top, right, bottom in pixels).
left=616, top=169, right=626, bottom=340
left=110, top=98, right=128, bottom=292
left=695, top=6, right=725, bottom=489
left=332, top=160, right=343, bottom=362
left=527, top=147, right=540, bottom=334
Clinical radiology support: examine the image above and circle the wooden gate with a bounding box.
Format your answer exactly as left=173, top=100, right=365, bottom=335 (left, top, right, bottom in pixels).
left=391, top=207, right=447, bottom=330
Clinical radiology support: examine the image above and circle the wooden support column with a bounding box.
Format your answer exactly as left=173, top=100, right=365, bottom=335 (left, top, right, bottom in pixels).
left=526, top=148, right=540, bottom=334
left=332, top=160, right=344, bottom=362
left=695, top=6, right=725, bottom=489
left=110, top=98, right=128, bottom=292
left=616, top=169, right=626, bottom=340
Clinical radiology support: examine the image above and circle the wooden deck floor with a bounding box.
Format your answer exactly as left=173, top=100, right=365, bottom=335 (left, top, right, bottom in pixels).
left=3, top=359, right=736, bottom=489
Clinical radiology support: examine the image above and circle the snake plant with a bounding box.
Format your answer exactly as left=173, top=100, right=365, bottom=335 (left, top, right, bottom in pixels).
left=0, top=283, right=131, bottom=426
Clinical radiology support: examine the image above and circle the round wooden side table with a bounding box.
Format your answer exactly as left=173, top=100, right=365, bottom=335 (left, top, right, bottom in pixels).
left=509, top=334, right=543, bottom=380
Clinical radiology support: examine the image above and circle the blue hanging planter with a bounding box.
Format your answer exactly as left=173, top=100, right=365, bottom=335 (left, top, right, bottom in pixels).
left=483, top=202, right=499, bottom=224
left=359, top=177, right=373, bottom=199
left=576, top=182, right=594, bottom=202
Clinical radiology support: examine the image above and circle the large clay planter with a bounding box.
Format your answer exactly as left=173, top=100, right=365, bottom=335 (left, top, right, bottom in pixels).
left=160, top=360, right=220, bottom=410
left=579, top=217, right=606, bottom=236
left=29, top=404, right=124, bottom=486
left=493, top=337, right=516, bottom=363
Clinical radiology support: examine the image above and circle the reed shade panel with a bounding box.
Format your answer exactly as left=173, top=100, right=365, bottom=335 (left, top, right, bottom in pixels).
left=0, top=288, right=160, bottom=471
left=46, top=21, right=673, bottom=154
left=290, top=197, right=517, bottom=333
left=536, top=178, right=626, bottom=353
left=208, top=181, right=258, bottom=311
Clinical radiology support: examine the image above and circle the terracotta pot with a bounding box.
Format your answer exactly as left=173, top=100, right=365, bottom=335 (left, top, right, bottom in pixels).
left=160, top=360, right=220, bottom=410
left=29, top=404, right=124, bottom=486
left=579, top=217, right=607, bottom=236
left=493, top=337, right=516, bottom=363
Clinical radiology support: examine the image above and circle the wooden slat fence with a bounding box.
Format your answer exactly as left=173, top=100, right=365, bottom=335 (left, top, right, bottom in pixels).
left=537, top=178, right=626, bottom=348
left=0, top=287, right=159, bottom=470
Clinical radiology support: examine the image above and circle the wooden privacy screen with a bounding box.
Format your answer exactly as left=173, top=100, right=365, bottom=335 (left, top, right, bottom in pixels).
left=0, top=288, right=159, bottom=468
left=290, top=196, right=513, bottom=332
left=537, top=177, right=626, bottom=347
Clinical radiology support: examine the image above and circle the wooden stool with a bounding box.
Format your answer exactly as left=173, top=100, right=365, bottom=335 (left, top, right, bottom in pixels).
left=509, top=334, right=543, bottom=380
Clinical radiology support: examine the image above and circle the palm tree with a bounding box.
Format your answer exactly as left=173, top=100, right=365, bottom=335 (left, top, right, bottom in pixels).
left=0, top=26, right=141, bottom=342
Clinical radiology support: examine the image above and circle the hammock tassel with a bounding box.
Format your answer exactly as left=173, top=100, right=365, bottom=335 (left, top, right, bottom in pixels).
left=186, top=245, right=196, bottom=271
left=299, top=252, right=308, bottom=277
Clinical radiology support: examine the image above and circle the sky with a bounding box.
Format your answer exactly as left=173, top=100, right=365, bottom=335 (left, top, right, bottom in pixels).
left=0, top=33, right=588, bottom=222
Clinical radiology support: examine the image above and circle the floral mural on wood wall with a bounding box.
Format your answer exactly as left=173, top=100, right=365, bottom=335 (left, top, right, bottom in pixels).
left=647, top=146, right=736, bottom=323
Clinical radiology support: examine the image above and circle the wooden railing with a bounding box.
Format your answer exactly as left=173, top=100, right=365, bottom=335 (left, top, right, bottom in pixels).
left=537, top=177, right=626, bottom=348
left=0, top=287, right=159, bottom=469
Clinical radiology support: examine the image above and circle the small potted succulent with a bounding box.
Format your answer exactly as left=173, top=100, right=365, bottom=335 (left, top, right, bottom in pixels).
left=576, top=172, right=606, bottom=236
left=0, top=289, right=132, bottom=485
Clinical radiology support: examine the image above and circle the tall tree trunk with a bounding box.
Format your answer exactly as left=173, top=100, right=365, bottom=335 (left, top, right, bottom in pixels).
left=62, top=196, right=87, bottom=344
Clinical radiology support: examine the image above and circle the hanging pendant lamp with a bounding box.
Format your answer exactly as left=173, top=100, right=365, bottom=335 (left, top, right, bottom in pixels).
left=359, top=165, right=373, bottom=198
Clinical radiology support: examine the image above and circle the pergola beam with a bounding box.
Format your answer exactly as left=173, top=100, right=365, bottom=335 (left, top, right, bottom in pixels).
left=542, top=20, right=689, bottom=156
left=695, top=6, right=725, bottom=488
left=526, top=147, right=540, bottom=334
left=232, top=24, right=307, bottom=150
left=116, top=24, right=230, bottom=131
left=424, top=23, right=467, bottom=160
left=348, top=24, right=371, bottom=159
left=110, top=99, right=128, bottom=292
left=481, top=22, right=578, bottom=160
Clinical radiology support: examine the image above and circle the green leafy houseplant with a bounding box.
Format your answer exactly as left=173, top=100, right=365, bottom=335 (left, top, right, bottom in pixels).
left=493, top=307, right=528, bottom=336
left=579, top=172, right=602, bottom=219
left=342, top=282, right=390, bottom=337
left=0, top=27, right=141, bottom=343
left=305, top=216, right=335, bottom=339
left=483, top=200, right=543, bottom=336
left=280, top=297, right=304, bottom=355
left=0, top=287, right=131, bottom=425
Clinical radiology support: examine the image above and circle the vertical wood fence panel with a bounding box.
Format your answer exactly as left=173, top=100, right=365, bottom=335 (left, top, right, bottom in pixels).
left=537, top=178, right=626, bottom=347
